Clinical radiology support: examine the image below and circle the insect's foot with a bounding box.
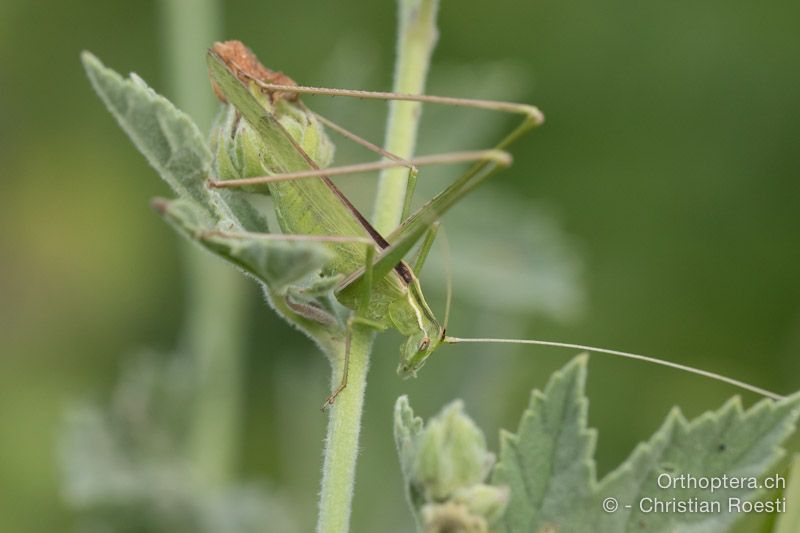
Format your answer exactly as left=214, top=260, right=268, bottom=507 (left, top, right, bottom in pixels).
left=320, top=394, right=337, bottom=412
left=149, top=197, right=170, bottom=215
left=320, top=383, right=349, bottom=411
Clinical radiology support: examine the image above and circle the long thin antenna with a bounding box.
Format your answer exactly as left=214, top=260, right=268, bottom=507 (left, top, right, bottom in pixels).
left=444, top=336, right=784, bottom=400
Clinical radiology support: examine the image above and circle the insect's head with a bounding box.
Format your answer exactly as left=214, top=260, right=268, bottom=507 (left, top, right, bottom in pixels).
left=397, top=328, right=446, bottom=378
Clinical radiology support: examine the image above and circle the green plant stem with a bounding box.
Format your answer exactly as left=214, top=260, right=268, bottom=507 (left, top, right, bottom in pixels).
left=161, top=0, right=221, bottom=131
left=317, top=325, right=375, bottom=533
left=372, top=0, right=441, bottom=234
left=160, top=0, right=246, bottom=488
left=316, top=2, right=441, bottom=530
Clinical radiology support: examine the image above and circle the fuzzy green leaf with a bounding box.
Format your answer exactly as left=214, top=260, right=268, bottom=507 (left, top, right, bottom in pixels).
left=202, top=233, right=332, bottom=292
left=491, top=354, right=595, bottom=532
left=155, top=198, right=331, bottom=291
left=599, top=394, right=800, bottom=532
left=395, top=395, right=427, bottom=515
left=81, top=51, right=226, bottom=222
left=82, top=53, right=333, bottom=294
left=492, top=355, right=800, bottom=532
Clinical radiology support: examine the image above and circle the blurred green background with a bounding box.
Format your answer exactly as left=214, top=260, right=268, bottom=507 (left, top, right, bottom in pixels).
left=1, top=0, right=799, bottom=531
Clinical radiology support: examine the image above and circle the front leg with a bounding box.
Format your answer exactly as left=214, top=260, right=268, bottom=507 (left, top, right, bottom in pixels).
left=323, top=245, right=383, bottom=409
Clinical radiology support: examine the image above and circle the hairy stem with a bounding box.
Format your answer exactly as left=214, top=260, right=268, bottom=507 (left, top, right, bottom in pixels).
left=316, top=1, right=441, bottom=530
left=160, top=0, right=246, bottom=487
left=372, top=0, right=441, bottom=234
left=317, top=325, right=375, bottom=533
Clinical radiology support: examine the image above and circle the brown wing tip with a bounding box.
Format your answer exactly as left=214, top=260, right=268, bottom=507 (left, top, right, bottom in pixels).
left=209, top=40, right=298, bottom=103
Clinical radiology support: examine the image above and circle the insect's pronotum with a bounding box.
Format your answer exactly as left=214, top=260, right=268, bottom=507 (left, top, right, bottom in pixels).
left=207, top=40, right=782, bottom=407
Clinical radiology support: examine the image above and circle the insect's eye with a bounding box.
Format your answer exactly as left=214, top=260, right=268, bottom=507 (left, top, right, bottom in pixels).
left=419, top=337, right=430, bottom=351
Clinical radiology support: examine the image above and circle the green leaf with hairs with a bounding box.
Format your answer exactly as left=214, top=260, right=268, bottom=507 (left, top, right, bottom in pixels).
left=492, top=355, right=800, bottom=532
left=491, top=355, right=595, bottom=532
left=83, top=53, right=335, bottom=298
left=81, top=51, right=228, bottom=222
left=155, top=198, right=331, bottom=291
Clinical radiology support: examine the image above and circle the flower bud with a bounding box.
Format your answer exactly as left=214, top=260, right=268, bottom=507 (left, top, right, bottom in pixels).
left=411, top=400, right=495, bottom=501
left=395, top=397, right=510, bottom=529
